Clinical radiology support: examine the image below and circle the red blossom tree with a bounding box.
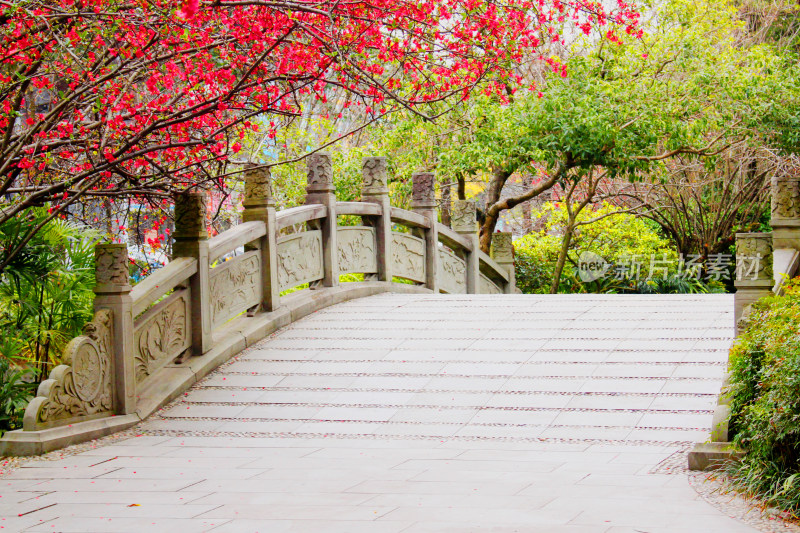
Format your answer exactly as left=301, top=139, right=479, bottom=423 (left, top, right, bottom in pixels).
left=0, top=0, right=641, bottom=272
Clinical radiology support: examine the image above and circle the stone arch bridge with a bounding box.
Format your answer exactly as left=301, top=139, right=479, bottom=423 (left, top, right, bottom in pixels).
left=0, top=156, right=796, bottom=531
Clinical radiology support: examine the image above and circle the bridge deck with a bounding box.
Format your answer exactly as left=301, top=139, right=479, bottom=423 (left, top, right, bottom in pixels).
left=1, top=294, right=756, bottom=532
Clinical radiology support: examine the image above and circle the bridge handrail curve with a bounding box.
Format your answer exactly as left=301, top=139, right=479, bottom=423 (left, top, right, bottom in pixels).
left=130, top=257, right=198, bottom=317
left=207, top=221, right=267, bottom=264
left=0, top=155, right=517, bottom=457
left=390, top=207, right=430, bottom=229
left=336, top=201, right=381, bottom=217
left=276, top=204, right=327, bottom=230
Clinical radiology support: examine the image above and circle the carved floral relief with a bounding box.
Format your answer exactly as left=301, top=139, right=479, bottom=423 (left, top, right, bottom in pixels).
left=771, top=177, right=800, bottom=219
left=362, top=157, right=388, bottom=194
left=134, top=293, right=190, bottom=383
left=209, top=252, right=262, bottom=327
left=307, top=153, right=333, bottom=189
left=451, top=200, right=476, bottom=233
left=277, top=231, right=324, bottom=290
left=438, top=249, right=467, bottom=294
left=95, top=245, right=129, bottom=285
left=412, top=172, right=435, bottom=203
left=479, top=274, right=502, bottom=294
left=24, top=309, right=114, bottom=430
left=338, top=228, right=377, bottom=274
left=391, top=233, right=426, bottom=283
left=244, top=167, right=273, bottom=202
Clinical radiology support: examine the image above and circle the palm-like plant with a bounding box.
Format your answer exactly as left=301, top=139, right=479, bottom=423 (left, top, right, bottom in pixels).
left=0, top=357, right=37, bottom=434
left=0, top=210, right=99, bottom=378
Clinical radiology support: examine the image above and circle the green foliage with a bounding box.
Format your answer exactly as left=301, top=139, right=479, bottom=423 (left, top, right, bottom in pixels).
left=0, top=210, right=99, bottom=377
left=245, top=116, right=381, bottom=209
left=514, top=203, right=679, bottom=293
left=375, top=0, right=793, bottom=214
left=726, top=281, right=800, bottom=511
left=0, top=357, right=37, bottom=435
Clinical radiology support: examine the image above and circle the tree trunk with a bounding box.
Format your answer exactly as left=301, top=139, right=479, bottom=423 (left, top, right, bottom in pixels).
left=456, top=174, right=466, bottom=200
left=479, top=168, right=511, bottom=253
left=521, top=173, right=532, bottom=232
left=550, top=221, right=575, bottom=293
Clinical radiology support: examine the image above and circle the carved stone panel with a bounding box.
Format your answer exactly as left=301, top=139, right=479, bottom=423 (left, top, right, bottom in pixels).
left=209, top=251, right=262, bottom=328
left=771, top=176, right=800, bottom=220
left=479, top=273, right=502, bottom=295
left=24, top=310, right=115, bottom=430
left=391, top=232, right=426, bottom=283
left=277, top=230, right=325, bottom=290
left=338, top=227, right=378, bottom=275
left=438, top=248, right=467, bottom=294
left=134, top=290, right=191, bottom=385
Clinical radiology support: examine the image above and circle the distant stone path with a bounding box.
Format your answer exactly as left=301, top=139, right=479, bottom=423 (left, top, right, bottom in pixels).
left=1, top=293, right=757, bottom=532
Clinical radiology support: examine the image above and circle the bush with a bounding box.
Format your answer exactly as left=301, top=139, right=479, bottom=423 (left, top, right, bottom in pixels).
left=514, top=202, right=680, bottom=293
left=0, top=358, right=37, bottom=435
left=0, top=210, right=99, bottom=377
left=727, top=280, right=800, bottom=511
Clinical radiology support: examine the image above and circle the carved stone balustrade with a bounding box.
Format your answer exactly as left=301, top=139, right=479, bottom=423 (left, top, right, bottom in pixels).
left=0, top=156, right=516, bottom=456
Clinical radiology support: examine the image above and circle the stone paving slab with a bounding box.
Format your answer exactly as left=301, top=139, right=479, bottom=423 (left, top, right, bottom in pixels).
left=0, top=293, right=757, bottom=532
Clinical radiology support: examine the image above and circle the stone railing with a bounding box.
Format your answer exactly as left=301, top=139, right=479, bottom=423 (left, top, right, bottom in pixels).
left=689, top=173, right=800, bottom=470
left=0, top=154, right=515, bottom=456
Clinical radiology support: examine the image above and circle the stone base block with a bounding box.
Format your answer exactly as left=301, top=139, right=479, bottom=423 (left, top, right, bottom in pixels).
left=688, top=442, right=744, bottom=471
left=0, top=414, right=140, bottom=457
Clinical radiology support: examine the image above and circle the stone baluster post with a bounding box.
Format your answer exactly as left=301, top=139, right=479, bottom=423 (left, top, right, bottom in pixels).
left=243, top=165, right=280, bottom=311
left=361, top=157, right=392, bottom=283
left=771, top=175, right=800, bottom=250
left=172, top=192, right=212, bottom=354
left=452, top=200, right=479, bottom=294
left=411, top=172, right=439, bottom=292
left=734, top=232, right=773, bottom=332
left=440, top=183, right=452, bottom=228
left=93, top=243, right=136, bottom=414
left=305, top=153, right=338, bottom=288
left=490, top=232, right=516, bottom=294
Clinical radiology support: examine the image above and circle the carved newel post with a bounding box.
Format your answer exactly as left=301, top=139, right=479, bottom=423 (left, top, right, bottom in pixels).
left=734, top=232, right=773, bottom=332
left=362, top=157, right=392, bottom=283
left=93, top=243, right=136, bottom=414
left=771, top=175, right=800, bottom=250
left=490, top=232, right=516, bottom=294
left=452, top=200, right=479, bottom=294
left=172, top=192, right=212, bottom=354
left=411, top=172, right=439, bottom=292
left=243, top=165, right=279, bottom=311
left=305, top=153, right=338, bottom=288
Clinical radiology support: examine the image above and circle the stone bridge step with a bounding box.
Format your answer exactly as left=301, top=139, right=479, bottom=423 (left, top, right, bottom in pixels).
left=2, top=293, right=756, bottom=532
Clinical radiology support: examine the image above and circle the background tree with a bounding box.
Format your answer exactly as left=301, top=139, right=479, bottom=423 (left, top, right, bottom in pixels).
left=377, top=0, right=791, bottom=253
left=619, top=149, right=778, bottom=263
left=0, top=0, right=640, bottom=272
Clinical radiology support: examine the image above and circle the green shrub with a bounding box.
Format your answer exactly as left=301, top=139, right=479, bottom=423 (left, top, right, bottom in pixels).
left=0, top=210, right=99, bottom=377
left=727, top=281, right=800, bottom=511
left=0, top=358, right=37, bottom=435
left=514, top=202, right=680, bottom=294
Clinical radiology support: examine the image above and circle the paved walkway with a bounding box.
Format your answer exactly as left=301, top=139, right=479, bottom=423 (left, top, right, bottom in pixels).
left=1, top=294, right=754, bottom=532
